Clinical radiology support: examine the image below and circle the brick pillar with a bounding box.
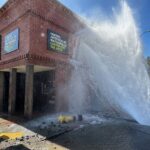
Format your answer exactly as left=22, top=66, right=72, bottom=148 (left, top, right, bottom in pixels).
left=0, top=72, right=4, bottom=112
left=55, top=64, right=70, bottom=112
left=24, top=65, right=34, bottom=118
left=8, top=68, right=17, bottom=114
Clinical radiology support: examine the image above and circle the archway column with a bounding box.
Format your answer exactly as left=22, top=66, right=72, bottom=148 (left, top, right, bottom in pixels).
left=0, top=72, right=4, bottom=112
left=24, top=65, right=34, bottom=118
left=8, top=68, right=17, bottom=114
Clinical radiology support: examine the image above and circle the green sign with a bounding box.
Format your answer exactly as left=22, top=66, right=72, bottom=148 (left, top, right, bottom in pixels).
left=48, top=30, right=68, bottom=53
left=4, top=28, right=19, bottom=53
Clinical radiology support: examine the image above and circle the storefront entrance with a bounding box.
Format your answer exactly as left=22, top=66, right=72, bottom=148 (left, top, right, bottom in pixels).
left=1, top=69, right=56, bottom=116
left=33, top=70, right=55, bottom=113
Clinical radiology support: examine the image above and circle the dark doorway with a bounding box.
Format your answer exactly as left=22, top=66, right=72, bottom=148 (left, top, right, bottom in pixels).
left=16, top=73, right=25, bottom=114
left=3, top=72, right=25, bottom=115
left=3, top=72, right=9, bottom=112
left=33, top=70, right=55, bottom=113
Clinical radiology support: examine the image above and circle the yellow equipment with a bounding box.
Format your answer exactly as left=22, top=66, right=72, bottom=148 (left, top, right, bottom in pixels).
left=0, top=132, right=24, bottom=140
left=58, top=115, right=75, bottom=123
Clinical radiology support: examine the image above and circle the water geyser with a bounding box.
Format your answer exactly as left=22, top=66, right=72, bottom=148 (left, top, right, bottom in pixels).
left=66, top=1, right=150, bottom=125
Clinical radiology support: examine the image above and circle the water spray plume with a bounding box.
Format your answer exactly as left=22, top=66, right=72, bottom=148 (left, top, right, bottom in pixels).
left=65, top=1, right=150, bottom=125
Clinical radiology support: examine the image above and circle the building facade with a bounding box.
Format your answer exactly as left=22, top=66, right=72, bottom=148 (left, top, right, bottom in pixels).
left=0, top=0, right=84, bottom=118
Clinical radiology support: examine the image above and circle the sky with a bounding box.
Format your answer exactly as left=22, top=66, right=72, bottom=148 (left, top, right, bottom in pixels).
left=0, top=0, right=150, bottom=57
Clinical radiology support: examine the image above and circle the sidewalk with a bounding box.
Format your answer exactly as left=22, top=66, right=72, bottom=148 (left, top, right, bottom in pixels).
left=0, top=114, right=69, bottom=150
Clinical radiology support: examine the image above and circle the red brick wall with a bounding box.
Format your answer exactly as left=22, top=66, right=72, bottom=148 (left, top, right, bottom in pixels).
left=29, top=13, right=72, bottom=63
left=0, top=0, right=31, bottom=63
left=30, top=0, right=84, bottom=33
left=28, top=0, right=81, bottom=65
left=0, top=0, right=82, bottom=68
left=0, top=0, right=30, bottom=31
left=0, top=0, right=84, bottom=112
left=1, top=14, right=30, bottom=61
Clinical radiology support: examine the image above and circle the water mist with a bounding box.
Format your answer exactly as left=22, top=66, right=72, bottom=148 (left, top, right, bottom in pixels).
left=65, top=1, right=150, bottom=125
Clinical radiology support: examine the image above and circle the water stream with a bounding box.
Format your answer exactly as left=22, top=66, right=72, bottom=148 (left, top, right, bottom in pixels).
left=66, top=1, right=150, bottom=125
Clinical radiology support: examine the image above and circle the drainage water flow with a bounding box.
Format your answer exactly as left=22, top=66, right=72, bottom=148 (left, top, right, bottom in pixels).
left=67, top=1, right=150, bottom=125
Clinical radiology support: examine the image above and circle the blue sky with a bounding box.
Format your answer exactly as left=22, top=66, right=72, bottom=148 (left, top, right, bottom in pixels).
left=0, top=0, right=7, bottom=8
left=0, top=0, right=150, bottom=57
left=58, top=0, right=150, bottom=57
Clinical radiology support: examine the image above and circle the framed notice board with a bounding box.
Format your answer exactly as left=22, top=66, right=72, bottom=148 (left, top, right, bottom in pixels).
left=47, top=30, right=68, bottom=54
left=4, top=28, right=19, bottom=53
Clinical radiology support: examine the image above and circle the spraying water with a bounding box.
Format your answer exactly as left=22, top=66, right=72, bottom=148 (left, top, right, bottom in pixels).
left=66, top=1, right=150, bottom=125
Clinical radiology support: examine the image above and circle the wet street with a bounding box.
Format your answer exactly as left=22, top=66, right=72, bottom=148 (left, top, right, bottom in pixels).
left=1, top=114, right=150, bottom=150
left=53, top=121, right=150, bottom=150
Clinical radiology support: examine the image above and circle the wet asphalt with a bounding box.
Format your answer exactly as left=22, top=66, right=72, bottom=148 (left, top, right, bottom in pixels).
left=52, top=121, right=150, bottom=150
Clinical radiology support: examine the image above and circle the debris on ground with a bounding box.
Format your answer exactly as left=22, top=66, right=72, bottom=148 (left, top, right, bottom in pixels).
left=1, top=114, right=99, bottom=149
left=0, top=114, right=84, bottom=149
left=0, top=132, right=24, bottom=140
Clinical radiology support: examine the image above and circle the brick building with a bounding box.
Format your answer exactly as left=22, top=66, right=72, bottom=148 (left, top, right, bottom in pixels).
left=0, top=0, right=84, bottom=118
